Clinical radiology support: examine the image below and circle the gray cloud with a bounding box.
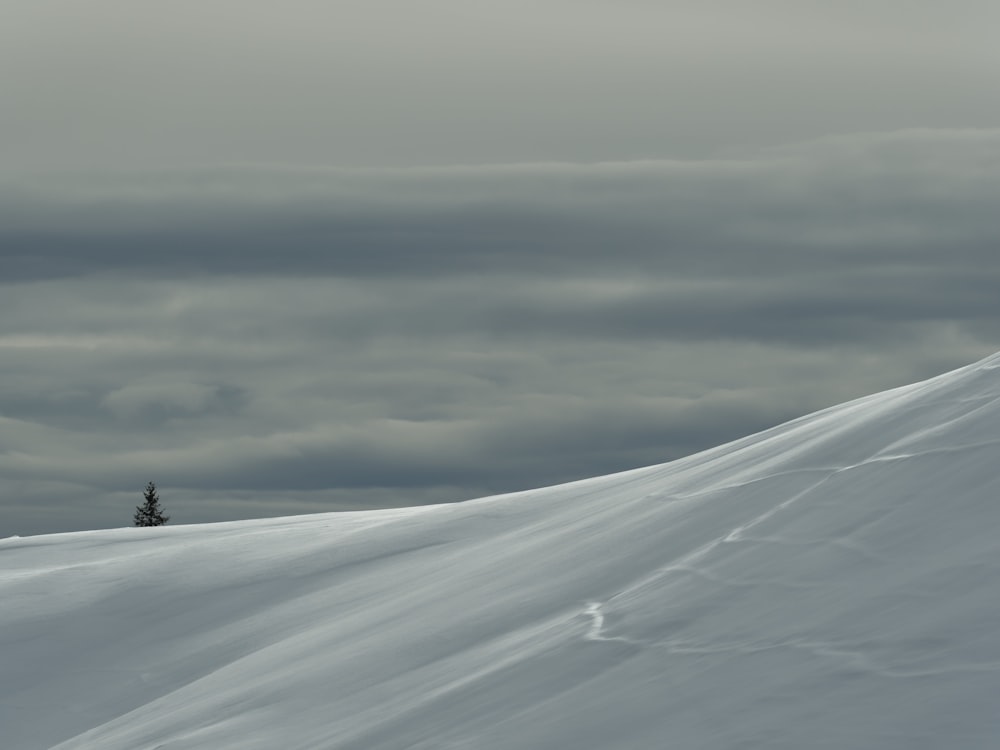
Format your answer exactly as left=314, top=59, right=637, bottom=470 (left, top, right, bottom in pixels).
left=4, top=0, right=1000, bottom=536
left=5, top=130, right=1000, bottom=282
left=3, top=1, right=1000, bottom=172
left=1, top=130, right=999, bottom=536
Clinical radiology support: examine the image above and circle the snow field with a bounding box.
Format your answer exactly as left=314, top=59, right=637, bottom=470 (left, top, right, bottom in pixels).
left=3, top=353, right=1000, bottom=748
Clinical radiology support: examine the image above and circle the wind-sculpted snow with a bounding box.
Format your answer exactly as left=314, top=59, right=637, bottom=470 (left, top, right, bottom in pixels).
left=4, top=353, right=1000, bottom=748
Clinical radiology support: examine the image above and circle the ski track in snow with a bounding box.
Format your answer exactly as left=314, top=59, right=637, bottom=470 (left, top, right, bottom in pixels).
left=582, top=602, right=643, bottom=649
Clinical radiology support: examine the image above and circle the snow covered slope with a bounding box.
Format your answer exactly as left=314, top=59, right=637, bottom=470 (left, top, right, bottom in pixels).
left=4, top=354, right=1000, bottom=749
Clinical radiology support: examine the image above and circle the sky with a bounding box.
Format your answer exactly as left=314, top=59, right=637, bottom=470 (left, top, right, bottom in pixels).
left=2, top=0, right=1000, bottom=536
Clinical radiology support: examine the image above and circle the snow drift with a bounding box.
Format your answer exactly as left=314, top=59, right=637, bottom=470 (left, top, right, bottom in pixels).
left=4, top=354, right=1000, bottom=749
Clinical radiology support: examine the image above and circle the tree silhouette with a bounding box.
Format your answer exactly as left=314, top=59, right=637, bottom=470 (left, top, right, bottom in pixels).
left=134, top=481, right=169, bottom=527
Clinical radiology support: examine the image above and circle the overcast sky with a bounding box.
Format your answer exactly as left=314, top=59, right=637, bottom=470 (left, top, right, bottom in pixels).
left=3, top=1, right=1000, bottom=536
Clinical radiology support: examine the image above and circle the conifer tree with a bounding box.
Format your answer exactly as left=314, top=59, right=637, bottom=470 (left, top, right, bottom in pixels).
left=134, top=481, right=169, bottom=527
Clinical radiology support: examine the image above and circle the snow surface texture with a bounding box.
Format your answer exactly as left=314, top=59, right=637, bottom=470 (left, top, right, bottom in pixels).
left=4, top=354, right=1000, bottom=749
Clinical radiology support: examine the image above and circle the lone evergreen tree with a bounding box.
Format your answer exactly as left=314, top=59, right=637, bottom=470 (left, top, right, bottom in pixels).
left=134, top=481, right=169, bottom=527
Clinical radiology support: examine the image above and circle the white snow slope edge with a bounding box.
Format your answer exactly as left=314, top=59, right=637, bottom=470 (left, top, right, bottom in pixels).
left=4, top=355, right=1000, bottom=749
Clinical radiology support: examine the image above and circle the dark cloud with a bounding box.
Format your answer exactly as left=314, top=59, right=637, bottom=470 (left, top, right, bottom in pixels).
left=4, top=131, right=1000, bottom=284
left=1, top=131, right=999, bottom=536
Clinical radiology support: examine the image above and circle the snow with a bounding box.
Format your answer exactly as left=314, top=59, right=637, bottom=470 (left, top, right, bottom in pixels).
left=4, top=353, right=1000, bottom=749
